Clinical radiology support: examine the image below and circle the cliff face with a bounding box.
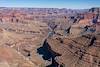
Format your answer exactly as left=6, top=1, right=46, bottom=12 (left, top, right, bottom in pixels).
left=42, top=34, right=100, bottom=67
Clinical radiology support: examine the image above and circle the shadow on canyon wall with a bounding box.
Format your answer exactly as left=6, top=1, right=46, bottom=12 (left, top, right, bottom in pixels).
left=37, top=39, right=63, bottom=67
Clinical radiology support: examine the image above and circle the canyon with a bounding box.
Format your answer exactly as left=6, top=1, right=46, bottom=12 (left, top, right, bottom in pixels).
left=0, top=7, right=99, bottom=67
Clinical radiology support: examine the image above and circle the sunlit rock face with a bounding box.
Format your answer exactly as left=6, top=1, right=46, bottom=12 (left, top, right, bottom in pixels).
left=0, top=20, right=48, bottom=66
left=96, top=22, right=100, bottom=33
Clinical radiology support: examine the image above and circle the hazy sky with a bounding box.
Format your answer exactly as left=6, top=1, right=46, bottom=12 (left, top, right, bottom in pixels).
left=0, top=0, right=100, bottom=9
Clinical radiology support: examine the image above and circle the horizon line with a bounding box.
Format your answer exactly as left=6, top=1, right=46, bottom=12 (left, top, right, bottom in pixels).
left=0, top=6, right=100, bottom=9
